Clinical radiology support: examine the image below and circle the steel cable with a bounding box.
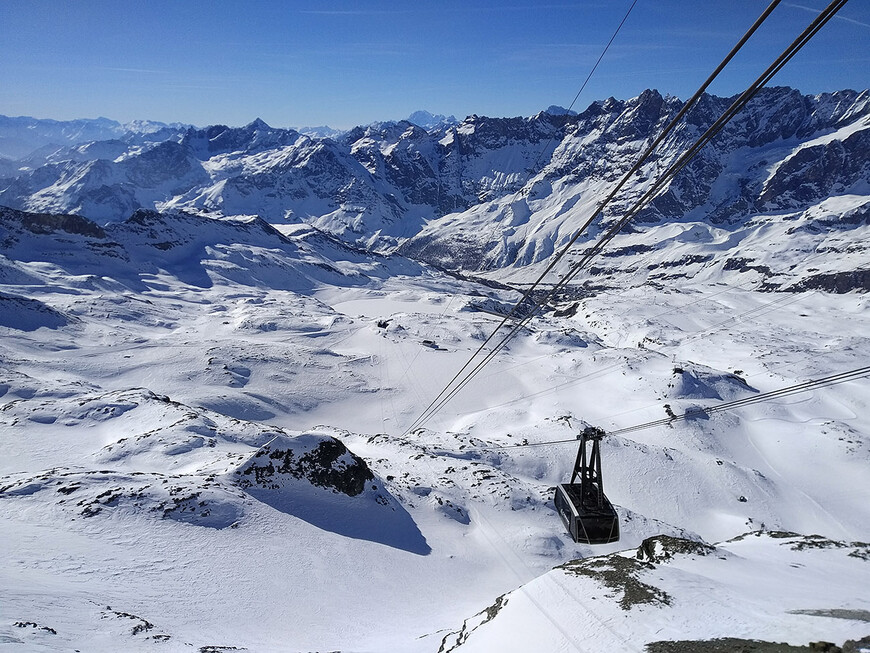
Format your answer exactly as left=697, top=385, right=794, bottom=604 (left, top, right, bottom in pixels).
left=432, top=364, right=870, bottom=453
left=404, top=0, right=849, bottom=434
left=402, top=0, right=786, bottom=435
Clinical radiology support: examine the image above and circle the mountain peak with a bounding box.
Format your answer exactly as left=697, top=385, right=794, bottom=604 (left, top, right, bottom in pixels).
left=246, top=117, right=271, bottom=130
left=406, top=110, right=457, bottom=129
left=544, top=105, right=577, bottom=116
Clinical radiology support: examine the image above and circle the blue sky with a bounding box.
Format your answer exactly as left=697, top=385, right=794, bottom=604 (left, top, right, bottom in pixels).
left=2, top=1, right=869, bottom=129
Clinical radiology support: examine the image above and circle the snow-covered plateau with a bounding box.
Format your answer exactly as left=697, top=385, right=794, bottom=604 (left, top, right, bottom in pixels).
left=0, top=88, right=868, bottom=652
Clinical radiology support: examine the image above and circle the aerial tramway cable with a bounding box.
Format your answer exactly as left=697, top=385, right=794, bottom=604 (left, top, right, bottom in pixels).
left=391, top=0, right=639, bottom=437
left=549, top=0, right=851, bottom=295
left=442, top=364, right=870, bottom=453
left=523, top=0, right=640, bottom=181
left=403, top=0, right=786, bottom=434
left=403, top=0, right=848, bottom=435
left=461, top=0, right=850, bottom=378
left=443, top=282, right=828, bottom=425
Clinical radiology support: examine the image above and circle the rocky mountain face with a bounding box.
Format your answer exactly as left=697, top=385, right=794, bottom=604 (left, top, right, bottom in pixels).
left=0, top=108, right=574, bottom=244
left=1, top=87, right=868, bottom=290
left=401, top=88, right=870, bottom=291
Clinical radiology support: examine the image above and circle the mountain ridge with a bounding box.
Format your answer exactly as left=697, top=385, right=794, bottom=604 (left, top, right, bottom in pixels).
left=3, top=86, right=866, bottom=293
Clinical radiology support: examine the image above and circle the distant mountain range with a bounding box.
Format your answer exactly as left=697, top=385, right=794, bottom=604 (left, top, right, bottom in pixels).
left=0, top=109, right=460, bottom=162
left=406, top=110, right=459, bottom=129
left=0, top=114, right=191, bottom=161
left=1, top=88, right=868, bottom=292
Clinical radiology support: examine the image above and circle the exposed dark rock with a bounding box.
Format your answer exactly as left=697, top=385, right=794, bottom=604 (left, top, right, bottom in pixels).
left=236, top=435, right=374, bottom=497
left=789, top=609, right=870, bottom=623
left=0, top=205, right=105, bottom=237
left=13, top=622, right=57, bottom=635
left=101, top=608, right=154, bottom=636
left=723, top=257, right=772, bottom=275
left=559, top=553, right=672, bottom=610
left=645, top=637, right=870, bottom=653
left=789, top=269, right=870, bottom=293
left=761, top=129, right=870, bottom=209
left=635, top=534, right=715, bottom=563
left=647, top=254, right=714, bottom=270
left=438, top=594, right=508, bottom=653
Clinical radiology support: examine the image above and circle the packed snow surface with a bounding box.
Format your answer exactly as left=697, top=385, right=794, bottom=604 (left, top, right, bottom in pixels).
left=439, top=532, right=870, bottom=652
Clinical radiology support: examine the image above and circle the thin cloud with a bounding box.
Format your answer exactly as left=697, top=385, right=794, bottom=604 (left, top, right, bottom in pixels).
left=100, top=67, right=169, bottom=74
left=537, top=43, right=605, bottom=49
left=784, top=2, right=870, bottom=29
left=299, top=9, right=413, bottom=15
left=837, top=15, right=870, bottom=28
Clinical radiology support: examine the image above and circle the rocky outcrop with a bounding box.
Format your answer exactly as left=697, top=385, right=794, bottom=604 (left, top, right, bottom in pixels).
left=235, top=434, right=374, bottom=497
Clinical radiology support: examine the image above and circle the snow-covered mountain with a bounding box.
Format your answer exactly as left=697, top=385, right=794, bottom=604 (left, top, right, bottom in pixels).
left=294, top=124, right=347, bottom=139
left=0, top=111, right=575, bottom=251
left=401, top=88, right=870, bottom=293
left=406, top=109, right=459, bottom=130
left=0, top=115, right=125, bottom=160
left=2, top=196, right=868, bottom=650
left=1, top=88, right=867, bottom=296
left=441, top=532, right=870, bottom=652
left=1, top=89, right=869, bottom=651
left=0, top=115, right=190, bottom=161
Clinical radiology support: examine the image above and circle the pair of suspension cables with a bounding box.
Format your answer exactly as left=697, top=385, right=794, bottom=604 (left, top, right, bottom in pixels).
left=403, top=0, right=851, bottom=437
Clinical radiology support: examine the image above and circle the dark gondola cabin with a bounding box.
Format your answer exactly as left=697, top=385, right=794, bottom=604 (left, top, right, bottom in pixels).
left=554, top=426, right=620, bottom=544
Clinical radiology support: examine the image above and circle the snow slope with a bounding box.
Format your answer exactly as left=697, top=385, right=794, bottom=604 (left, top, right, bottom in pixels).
left=401, top=89, right=870, bottom=294
left=440, top=532, right=870, bottom=652
left=1, top=202, right=868, bottom=651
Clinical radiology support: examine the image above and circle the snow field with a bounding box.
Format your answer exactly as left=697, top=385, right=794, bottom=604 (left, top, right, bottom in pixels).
left=1, top=215, right=868, bottom=650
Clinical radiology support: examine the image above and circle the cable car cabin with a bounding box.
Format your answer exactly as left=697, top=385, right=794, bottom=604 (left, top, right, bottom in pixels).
left=554, top=426, right=620, bottom=544
left=555, top=481, right=619, bottom=544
